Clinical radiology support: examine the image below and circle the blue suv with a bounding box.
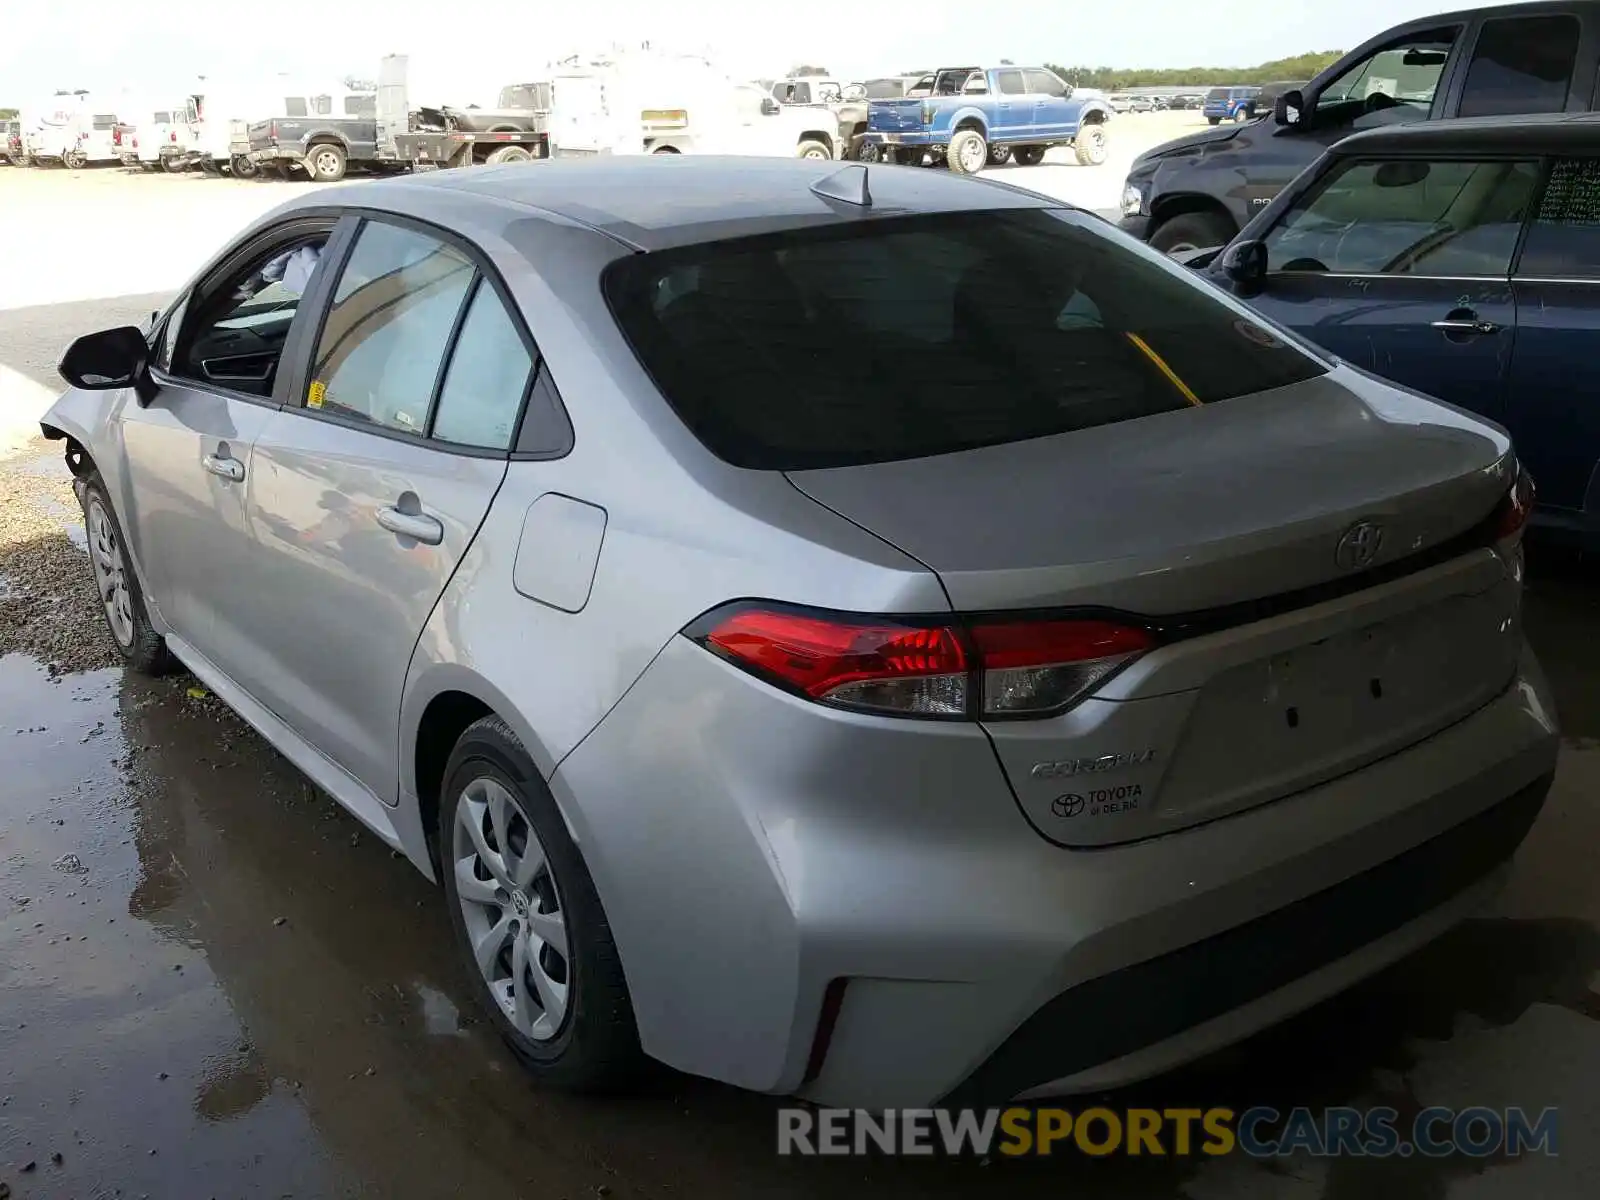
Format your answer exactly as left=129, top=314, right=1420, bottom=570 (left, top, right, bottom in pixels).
left=1203, top=86, right=1260, bottom=124
left=1199, top=113, right=1600, bottom=546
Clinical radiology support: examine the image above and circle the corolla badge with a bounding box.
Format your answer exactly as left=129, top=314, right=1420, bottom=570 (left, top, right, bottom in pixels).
left=1335, top=520, right=1384, bottom=571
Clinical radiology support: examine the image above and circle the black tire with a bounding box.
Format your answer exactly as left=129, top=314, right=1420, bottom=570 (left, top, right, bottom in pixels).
left=485, top=145, right=533, bottom=164
left=893, top=146, right=924, bottom=166
left=947, top=128, right=987, bottom=175
left=230, top=154, right=260, bottom=179
left=796, top=138, right=832, bottom=160
left=1073, top=122, right=1109, bottom=166
left=80, top=473, right=177, bottom=676
left=1012, top=145, right=1046, bottom=166
left=1149, top=209, right=1237, bottom=256
left=306, top=142, right=347, bottom=182
left=1233, top=107, right=1252, bottom=123
left=438, top=716, right=645, bottom=1091
left=161, top=156, right=185, bottom=173
left=1207, top=116, right=1222, bottom=126
left=986, top=144, right=1012, bottom=166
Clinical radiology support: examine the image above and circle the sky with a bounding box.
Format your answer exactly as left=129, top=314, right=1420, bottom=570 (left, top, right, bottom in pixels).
left=1, top=0, right=1526, bottom=110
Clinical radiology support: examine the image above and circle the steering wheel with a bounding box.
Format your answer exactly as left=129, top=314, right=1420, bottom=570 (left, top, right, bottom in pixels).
left=1281, top=257, right=1329, bottom=273
left=1363, top=91, right=1398, bottom=114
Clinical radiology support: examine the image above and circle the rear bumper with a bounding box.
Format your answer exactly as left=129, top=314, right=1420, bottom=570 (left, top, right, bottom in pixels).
left=555, top=636, right=1559, bottom=1107
left=246, top=145, right=301, bottom=163
left=864, top=130, right=936, bottom=146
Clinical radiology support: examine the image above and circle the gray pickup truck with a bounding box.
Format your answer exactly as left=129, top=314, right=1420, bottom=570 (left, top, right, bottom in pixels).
left=246, top=92, right=379, bottom=181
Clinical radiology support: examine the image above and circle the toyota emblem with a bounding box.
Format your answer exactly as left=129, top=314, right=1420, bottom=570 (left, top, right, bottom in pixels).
left=1335, top=520, right=1383, bottom=571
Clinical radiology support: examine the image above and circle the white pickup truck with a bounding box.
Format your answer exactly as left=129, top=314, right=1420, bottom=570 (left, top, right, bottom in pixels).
left=549, top=52, right=844, bottom=159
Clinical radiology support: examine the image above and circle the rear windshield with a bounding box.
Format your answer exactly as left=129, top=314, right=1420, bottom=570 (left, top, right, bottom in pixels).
left=1205, top=88, right=1230, bottom=101
left=604, top=210, right=1325, bottom=469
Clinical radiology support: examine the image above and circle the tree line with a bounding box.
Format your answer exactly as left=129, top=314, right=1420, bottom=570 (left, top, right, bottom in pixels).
left=1044, top=50, right=1344, bottom=91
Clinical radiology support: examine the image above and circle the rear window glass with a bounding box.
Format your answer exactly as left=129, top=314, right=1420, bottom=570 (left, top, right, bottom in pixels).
left=603, top=210, right=1325, bottom=470
left=1206, top=88, right=1230, bottom=101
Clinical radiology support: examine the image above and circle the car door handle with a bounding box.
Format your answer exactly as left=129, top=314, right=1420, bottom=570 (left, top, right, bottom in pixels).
left=376, top=506, right=443, bottom=545
left=201, top=453, right=245, bottom=482
left=1430, top=317, right=1500, bottom=335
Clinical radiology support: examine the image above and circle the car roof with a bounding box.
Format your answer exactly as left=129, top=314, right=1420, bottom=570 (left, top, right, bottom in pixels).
left=1332, top=112, right=1600, bottom=157
left=325, top=156, right=1061, bottom=251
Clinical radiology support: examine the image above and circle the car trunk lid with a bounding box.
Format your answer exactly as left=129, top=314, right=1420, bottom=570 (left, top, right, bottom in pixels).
left=786, top=368, right=1523, bottom=845
left=869, top=99, right=927, bottom=133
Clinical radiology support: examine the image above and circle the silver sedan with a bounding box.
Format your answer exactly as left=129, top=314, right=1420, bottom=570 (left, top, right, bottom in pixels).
left=42, top=156, right=1558, bottom=1107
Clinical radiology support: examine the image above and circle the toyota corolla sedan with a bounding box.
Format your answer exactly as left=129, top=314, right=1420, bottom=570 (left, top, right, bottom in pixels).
left=42, top=156, right=1558, bottom=1107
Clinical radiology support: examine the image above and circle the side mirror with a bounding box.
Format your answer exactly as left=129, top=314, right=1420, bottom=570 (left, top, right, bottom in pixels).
left=760, top=97, right=779, bottom=116
left=58, top=326, right=158, bottom=404
left=1220, top=239, right=1267, bottom=295
left=1274, top=89, right=1304, bottom=127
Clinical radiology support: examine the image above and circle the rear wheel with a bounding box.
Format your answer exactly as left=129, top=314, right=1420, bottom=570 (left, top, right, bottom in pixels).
left=947, top=128, right=987, bottom=175
left=1149, top=209, right=1236, bottom=256
left=1073, top=123, right=1108, bottom=166
left=1207, top=116, right=1222, bottom=126
left=439, top=716, right=645, bottom=1091
left=796, top=138, right=831, bottom=160
left=1012, top=145, right=1046, bottom=166
left=81, top=474, right=177, bottom=676
left=306, top=143, right=346, bottom=182
left=231, top=154, right=260, bottom=179
left=485, top=144, right=534, bottom=164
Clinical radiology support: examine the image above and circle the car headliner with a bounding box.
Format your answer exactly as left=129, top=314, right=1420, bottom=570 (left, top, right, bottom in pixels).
left=313, top=156, right=1064, bottom=251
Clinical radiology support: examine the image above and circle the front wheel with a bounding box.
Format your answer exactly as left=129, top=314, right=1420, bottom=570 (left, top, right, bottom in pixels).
left=946, top=128, right=987, bottom=176
left=1073, top=123, right=1109, bottom=166
left=306, top=143, right=347, bottom=182
left=1233, top=107, right=1252, bottom=123
left=1149, top=209, right=1236, bottom=256
left=81, top=474, right=177, bottom=676
left=440, top=716, right=645, bottom=1091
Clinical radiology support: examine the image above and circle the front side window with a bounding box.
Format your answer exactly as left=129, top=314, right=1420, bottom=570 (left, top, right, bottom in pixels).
left=1024, top=69, right=1066, bottom=97
left=171, top=233, right=331, bottom=395
left=1458, top=15, right=1580, bottom=118
left=1263, top=157, right=1538, bottom=277
left=430, top=282, right=534, bottom=450
left=997, top=70, right=1026, bottom=96
left=1316, top=28, right=1458, bottom=117
left=306, top=221, right=475, bottom=435
left=1517, top=157, right=1600, bottom=278
left=604, top=210, right=1324, bottom=470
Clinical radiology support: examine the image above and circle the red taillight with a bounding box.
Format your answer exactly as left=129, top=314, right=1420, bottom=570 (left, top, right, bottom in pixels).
left=1493, top=468, right=1534, bottom=543
left=269, top=120, right=278, bottom=140
left=113, top=128, right=121, bottom=145
left=170, top=129, right=178, bottom=142
left=693, top=605, right=1153, bottom=719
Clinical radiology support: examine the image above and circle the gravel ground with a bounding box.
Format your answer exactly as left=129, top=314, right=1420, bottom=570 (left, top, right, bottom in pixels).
left=0, top=441, right=120, bottom=677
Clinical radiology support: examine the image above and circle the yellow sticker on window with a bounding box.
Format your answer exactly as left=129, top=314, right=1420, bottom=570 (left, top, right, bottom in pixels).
left=307, top=380, right=326, bottom=409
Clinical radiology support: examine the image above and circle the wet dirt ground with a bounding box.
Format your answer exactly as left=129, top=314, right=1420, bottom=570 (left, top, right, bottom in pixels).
left=3, top=169, right=1600, bottom=1200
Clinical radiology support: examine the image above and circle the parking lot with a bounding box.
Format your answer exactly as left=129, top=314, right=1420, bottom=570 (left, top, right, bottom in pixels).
left=2, top=111, right=1600, bottom=1200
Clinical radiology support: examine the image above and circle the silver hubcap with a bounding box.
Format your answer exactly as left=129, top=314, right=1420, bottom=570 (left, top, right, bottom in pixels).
left=316, top=150, right=338, bottom=175
left=803, top=147, right=827, bottom=159
left=452, top=777, right=569, bottom=1041
left=960, top=139, right=984, bottom=171
left=87, top=499, right=134, bottom=648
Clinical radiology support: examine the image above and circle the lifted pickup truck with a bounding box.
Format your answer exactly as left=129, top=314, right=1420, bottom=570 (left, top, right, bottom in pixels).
left=1121, top=0, right=1600, bottom=253
left=861, top=65, right=1112, bottom=174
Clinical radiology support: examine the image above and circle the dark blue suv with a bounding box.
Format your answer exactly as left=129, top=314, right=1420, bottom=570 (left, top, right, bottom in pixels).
left=1200, top=113, right=1600, bottom=545
left=1202, top=86, right=1260, bottom=124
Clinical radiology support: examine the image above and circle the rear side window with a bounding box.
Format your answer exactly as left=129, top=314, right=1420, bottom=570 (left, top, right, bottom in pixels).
left=307, top=221, right=476, bottom=436
left=1458, top=15, right=1580, bottom=118
left=431, top=282, right=534, bottom=450
left=996, top=70, right=1026, bottom=96
left=1516, top=157, right=1600, bottom=278
left=1263, top=158, right=1539, bottom=277
left=604, top=211, right=1325, bottom=470
left=284, top=97, right=308, bottom=117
